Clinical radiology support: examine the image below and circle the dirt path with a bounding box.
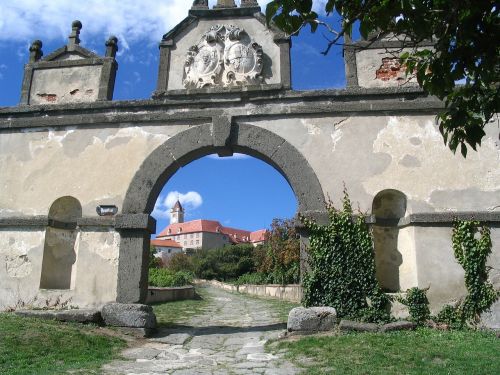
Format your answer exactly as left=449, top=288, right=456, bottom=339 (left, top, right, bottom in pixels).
left=103, top=286, right=299, bottom=375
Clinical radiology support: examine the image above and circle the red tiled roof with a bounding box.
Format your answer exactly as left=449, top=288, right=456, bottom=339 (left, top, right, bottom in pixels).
left=151, top=238, right=182, bottom=248
left=157, top=219, right=266, bottom=244
left=250, top=229, right=267, bottom=243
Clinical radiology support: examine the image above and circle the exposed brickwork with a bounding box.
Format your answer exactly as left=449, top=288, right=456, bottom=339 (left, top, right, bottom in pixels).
left=36, top=93, right=57, bottom=102
left=376, top=58, right=406, bottom=82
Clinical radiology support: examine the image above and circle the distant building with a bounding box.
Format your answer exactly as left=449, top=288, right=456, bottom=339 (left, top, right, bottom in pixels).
left=154, top=200, right=267, bottom=251
left=150, top=238, right=183, bottom=263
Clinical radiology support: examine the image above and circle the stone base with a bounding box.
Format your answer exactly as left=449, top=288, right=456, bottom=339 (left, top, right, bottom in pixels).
left=287, top=307, right=337, bottom=332
left=101, top=303, right=157, bottom=329
left=14, top=309, right=102, bottom=324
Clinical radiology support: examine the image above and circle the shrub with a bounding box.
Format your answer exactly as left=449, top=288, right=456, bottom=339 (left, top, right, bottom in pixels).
left=398, top=287, right=431, bottom=325
left=436, top=305, right=463, bottom=329
left=148, top=268, right=193, bottom=287
left=233, top=272, right=269, bottom=285
left=164, top=253, right=194, bottom=273
left=300, top=189, right=389, bottom=322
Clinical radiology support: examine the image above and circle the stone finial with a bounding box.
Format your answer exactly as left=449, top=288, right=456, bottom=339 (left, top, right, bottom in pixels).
left=241, top=0, right=259, bottom=7
left=105, top=36, right=119, bottom=58
left=68, top=20, right=82, bottom=49
left=213, top=0, right=237, bottom=8
left=29, top=40, right=43, bottom=63
left=191, top=0, right=208, bottom=9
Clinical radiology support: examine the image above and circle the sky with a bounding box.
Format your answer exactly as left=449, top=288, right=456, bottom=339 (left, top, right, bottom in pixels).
left=0, top=0, right=348, bottom=236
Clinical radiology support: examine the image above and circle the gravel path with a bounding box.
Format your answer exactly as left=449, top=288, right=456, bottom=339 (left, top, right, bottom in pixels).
left=103, top=286, right=300, bottom=375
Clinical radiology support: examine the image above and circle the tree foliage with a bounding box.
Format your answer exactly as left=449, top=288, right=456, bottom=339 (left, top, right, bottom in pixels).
left=266, top=0, right=499, bottom=157
left=255, top=218, right=301, bottom=284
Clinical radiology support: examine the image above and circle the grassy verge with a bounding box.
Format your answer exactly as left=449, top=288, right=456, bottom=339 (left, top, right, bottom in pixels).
left=274, top=328, right=500, bottom=375
left=0, top=313, right=126, bottom=375
left=151, top=286, right=211, bottom=327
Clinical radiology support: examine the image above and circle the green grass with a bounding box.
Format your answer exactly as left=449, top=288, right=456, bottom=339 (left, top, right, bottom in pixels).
left=274, top=328, right=500, bottom=375
left=151, top=287, right=211, bottom=327
left=0, top=313, right=126, bottom=375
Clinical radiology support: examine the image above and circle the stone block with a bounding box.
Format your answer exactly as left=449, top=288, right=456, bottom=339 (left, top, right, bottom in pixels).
left=101, top=303, right=157, bottom=329
left=380, top=320, right=416, bottom=332
left=14, top=309, right=101, bottom=324
left=287, top=306, right=337, bottom=332
left=338, top=320, right=379, bottom=332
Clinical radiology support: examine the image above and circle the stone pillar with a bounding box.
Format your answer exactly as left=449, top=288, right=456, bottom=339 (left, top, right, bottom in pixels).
left=241, top=0, right=259, bottom=7
left=214, top=0, right=237, bottom=8
left=155, top=38, right=175, bottom=96
left=115, top=214, right=156, bottom=303
left=29, top=40, right=43, bottom=63
left=191, top=0, right=208, bottom=9
left=68, top=20, right=82, bottom=51
left=105, top=36, right=118, bottom=58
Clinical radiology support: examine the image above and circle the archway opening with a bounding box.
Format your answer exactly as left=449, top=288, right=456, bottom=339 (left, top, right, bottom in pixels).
left=119, top=123, right=325, bottom=304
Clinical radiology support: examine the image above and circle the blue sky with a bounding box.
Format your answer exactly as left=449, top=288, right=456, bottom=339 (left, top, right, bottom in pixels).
left=0, top=0, right=347, bottom=236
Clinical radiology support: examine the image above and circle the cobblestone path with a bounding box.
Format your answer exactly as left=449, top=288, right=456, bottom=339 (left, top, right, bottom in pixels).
left=103, top=286, right=300, bottom=375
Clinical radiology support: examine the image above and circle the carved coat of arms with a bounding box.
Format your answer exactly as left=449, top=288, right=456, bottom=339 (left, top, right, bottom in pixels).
left=183, top=25, right=264, bottom=88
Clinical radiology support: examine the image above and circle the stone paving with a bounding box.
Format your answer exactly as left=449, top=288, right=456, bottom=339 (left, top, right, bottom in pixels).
left=103, top=286, right=300, bottom=375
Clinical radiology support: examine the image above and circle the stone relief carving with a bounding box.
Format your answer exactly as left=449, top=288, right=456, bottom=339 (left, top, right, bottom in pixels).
left=183, top=25, right=264, bottom=88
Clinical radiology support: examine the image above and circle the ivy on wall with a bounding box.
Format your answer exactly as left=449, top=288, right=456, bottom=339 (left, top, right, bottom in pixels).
left=451, top=220, right=498, bottom=325
left=299, top=190, right=389, bottom=322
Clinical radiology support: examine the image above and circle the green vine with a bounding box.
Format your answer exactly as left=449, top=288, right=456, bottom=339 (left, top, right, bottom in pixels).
left=451, top=220, right=498, bottom=325
left=398, top=287, right=430, bottom=326
left=299, top=189, right=389, bottom=323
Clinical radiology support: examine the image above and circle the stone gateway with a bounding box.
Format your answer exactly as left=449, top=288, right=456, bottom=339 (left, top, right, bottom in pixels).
left=0, top=1, right=498, bottom=327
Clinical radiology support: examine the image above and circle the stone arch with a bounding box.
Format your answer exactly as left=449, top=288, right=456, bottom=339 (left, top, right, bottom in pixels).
left=40, top=196, right=82, bottom=290
left=117, top=122, right=325, bottom=303
left=372, top=189, right=407, bottom=292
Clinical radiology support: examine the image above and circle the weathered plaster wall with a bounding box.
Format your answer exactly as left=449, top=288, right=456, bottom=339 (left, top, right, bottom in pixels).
left=247, top=115, right=499, bottom=213
left=167, top=17, right=282, bottom=90
left=29, top=66, right=102, bottom=105
left=0, top=123, right=193, bottom=217
left=0, top=229, right=44, bottom=310
left=0, top=227, right=120, bottom=310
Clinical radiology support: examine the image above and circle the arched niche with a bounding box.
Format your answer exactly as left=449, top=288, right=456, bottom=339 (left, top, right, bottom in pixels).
left=117, top=122, right=325, bottom=303
left=39, top=196, right=82, bottom=290
left=372, top=189, right=407, bottom=292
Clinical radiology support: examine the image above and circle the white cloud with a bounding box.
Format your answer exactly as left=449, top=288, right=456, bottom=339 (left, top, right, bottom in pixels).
left=152, top=190, right=203, bottom=221
left=0, top=1, right=274, bottom=48
left=165, top=191, right=203, bottom=210
left=207, top=153, right=251, bottom=160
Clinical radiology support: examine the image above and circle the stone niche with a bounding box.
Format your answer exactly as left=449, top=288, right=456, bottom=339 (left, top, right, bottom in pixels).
left=344, top=33, right=435, bottom=89
left=154, top=5, right=290, bottom=96
left=20, top=21, right=118, bottom=105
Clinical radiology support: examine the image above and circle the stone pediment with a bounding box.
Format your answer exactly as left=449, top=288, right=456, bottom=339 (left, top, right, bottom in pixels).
left=183, top=24, right=264, bottom=88
left=153, top=2, right=291, bottom=96
left=42, top=45, right=100, bottom=62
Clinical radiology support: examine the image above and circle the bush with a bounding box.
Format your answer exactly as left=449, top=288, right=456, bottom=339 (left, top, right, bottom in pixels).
left=192, top=244, right=256, bottom=281
left=233, top=272, right=269, bottom=285
left=164, top=253, right=194, bottom=273
left=436, top=305, right=463, bottom=329
left=148, top=268, right=193, bottom=287
left=398, top=287, right=431, bottom=326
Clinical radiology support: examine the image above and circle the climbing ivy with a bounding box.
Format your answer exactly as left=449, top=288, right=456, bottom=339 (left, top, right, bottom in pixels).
left=451, top=220, right=498, bottom=325
left=299, top=189, right=389, bottom=322
left=398, top=287, right=430, bottom=326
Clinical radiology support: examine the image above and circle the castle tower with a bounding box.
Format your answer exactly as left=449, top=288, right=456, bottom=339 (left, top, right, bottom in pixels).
left=170, top=200, right=184, bottom=224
